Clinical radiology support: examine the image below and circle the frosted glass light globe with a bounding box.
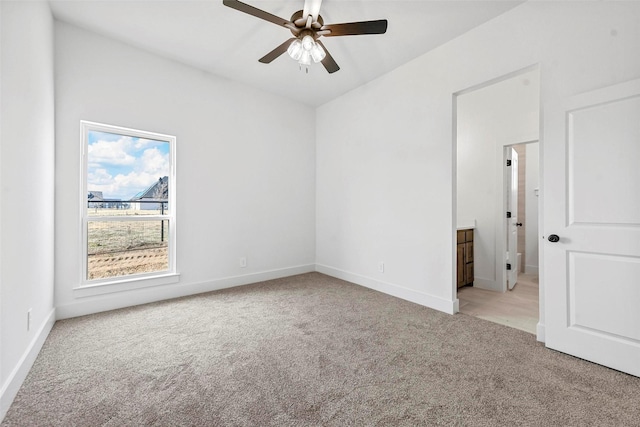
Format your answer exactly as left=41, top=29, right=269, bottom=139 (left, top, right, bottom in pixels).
left=301, top=35, right=315, bottom=52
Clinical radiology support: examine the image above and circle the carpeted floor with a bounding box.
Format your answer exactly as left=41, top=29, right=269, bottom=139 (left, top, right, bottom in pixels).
left=3, top=272, right=640, bottom=426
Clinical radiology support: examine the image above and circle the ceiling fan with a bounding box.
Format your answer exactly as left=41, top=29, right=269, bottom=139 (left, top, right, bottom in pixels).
left=222, top=0, right=388, bottom=73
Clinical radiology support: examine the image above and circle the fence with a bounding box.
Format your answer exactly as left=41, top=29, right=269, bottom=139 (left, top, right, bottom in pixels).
left=87, top=220, right=169, bottom=256
left=87, top=200, right=169, bottom=256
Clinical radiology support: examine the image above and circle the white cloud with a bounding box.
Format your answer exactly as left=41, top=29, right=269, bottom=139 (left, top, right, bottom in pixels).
left=87, top=168, right=113, bottom=185
left=88, top=137, right=136, bottom=166
left=113, top=171, right=157, bottom=192
left=134, top=138, right=160, bottom=150
left=140, top=147, right=169, bottom=176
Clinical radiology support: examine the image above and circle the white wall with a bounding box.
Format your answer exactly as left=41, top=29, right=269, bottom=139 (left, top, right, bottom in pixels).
left=55, top=22, right=317, bottom=318
left=525, top=142, right=539, bottom=275
left=456, top=70, right=539, bottom=291
left=316, top=1, right=640, bottom=315
left=0, top=1, right=56, bottom=418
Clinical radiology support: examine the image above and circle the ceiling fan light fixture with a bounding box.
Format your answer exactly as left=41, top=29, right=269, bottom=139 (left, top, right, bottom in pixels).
left=287, top=39, right=303, bottom=60
left=223, top=0, right=387, bottom=74
left=299, top=50, right=312, bottom=66
left=301, top=34, right=315, bottom=51
left=310, top=43, right=326, bottom=63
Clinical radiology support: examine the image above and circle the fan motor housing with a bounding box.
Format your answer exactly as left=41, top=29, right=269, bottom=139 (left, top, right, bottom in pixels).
left=290, top=10, right=324, bottom=36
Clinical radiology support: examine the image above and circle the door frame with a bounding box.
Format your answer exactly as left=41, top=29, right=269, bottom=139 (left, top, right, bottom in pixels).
left=496, top=140, right=538, bottom=293
left=452, top=65, right=544, bottom=342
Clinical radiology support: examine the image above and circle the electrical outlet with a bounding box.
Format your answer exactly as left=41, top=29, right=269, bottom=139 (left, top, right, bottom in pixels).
left=239, top=257, right=247, bottom=268
left=378, top=262, right=384, bottom=273
left=27, top=309, right=32, bottom=332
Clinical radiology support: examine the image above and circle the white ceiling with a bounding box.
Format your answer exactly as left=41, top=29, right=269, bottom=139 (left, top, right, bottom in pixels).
left=49, top=0, right=524, bottom=107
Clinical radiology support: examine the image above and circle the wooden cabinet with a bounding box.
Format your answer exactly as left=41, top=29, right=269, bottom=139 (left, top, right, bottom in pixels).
left=456, top=229, right=474, bottom=288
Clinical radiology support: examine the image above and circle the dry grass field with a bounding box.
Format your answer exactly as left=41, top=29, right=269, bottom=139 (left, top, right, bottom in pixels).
left=87, top=207, right=169, bottom=280
left=88, top=247, right=168, bottom=280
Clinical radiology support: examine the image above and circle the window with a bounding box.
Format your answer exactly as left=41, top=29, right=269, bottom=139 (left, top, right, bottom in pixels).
left=81, top=121, right=176, bottom=286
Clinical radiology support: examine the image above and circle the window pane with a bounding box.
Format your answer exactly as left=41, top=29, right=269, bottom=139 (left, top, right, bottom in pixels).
left=87, top=130, right=170, bottom=216
left=87, top=220, right=169, bottom=280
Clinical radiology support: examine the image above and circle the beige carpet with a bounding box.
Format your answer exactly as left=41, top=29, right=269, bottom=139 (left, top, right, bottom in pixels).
left=3, top=273, right=639, bottom=426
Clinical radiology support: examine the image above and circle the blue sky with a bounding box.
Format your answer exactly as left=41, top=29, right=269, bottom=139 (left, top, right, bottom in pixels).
left=87, top=130, right=170, bottom=201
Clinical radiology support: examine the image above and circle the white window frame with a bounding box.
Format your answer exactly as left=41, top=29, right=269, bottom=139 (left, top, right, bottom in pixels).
left=78, top=120, right=178, bottom=294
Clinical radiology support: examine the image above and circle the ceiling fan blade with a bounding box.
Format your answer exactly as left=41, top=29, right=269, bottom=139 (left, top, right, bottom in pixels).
left=322, top=19, right=388, bottom=37
left=259, top=38, right=297, bottom=64
left=223, top=0, right=293, bottom=29
left=316, top=40, right=339, bottom=74
left=303, top=0, right=322, bottom=24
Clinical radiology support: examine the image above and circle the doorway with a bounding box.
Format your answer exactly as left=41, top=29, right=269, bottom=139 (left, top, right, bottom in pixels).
left=505, top=142, right=540, bottom=283
left=458, top=141, right=539, bottom=333
left=453, top=67, right=540, bottom=334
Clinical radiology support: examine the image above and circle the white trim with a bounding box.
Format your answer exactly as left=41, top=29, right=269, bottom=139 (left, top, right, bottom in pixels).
left=80, top=120, right=177, bottom=288
left=57, top=264, right=316, bottom=320
left=524, top=265, right=539, bottom=275
left=83, top=215, right=168, bottom=222
left=536, top=322, right=545, bottom=343
left=80, top=120, right=176, bottom=145
left=0, top=308, right=55, bottom=421
left=537, top=77, right=546, bottom=346
left=73, top=272, right=181, bottom=298
left=451, top=92, right=460, bottom=306
left=316, top=264, right=457, bottom=315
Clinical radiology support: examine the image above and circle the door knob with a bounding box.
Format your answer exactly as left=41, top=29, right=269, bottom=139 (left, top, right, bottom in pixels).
left=548, top=234, right=560, bottom=242
left=516, top=223, right=523, bottom=227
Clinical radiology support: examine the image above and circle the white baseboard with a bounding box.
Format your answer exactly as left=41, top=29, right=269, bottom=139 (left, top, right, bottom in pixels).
left=536, top=322, right=545, bottom=343
left=525, top=265, right=539, bottom=275
left=1, top=308, right=56, bottom=422
left=315, top=264, right=457, bottom=315
left=56, top=264, right=316, bottom=320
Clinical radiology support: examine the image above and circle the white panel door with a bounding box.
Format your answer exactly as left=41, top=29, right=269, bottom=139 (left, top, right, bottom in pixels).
left=544, top=79, right=640, bottom=377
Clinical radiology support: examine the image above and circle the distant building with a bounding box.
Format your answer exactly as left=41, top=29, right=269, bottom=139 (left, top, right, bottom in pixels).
left=130, top=176, right=168, bottom=211
left=88, top=191, right=127, bottom=209
left=87, top=191, right=104, bottom=208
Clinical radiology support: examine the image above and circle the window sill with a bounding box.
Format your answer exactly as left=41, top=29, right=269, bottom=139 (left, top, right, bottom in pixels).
left=73, top=272, right=181, bottom=298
